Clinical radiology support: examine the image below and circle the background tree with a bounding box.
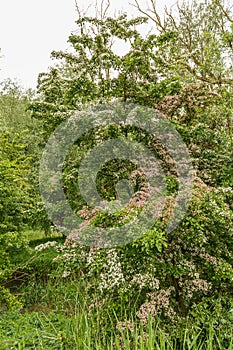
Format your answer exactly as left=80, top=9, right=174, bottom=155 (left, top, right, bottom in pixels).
left=0, top=130, right=33, bottom=308
left=0, top=79, right=49, bottom=307
left=134, top=0, right=233, bottom=186
left=0, top=79, right=55, bottom=235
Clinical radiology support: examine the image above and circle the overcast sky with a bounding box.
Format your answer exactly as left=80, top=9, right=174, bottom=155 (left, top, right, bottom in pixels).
left=0, top=0, right=175, bottom=89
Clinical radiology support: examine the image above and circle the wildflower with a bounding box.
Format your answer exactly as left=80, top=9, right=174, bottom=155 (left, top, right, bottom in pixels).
left=34, top=241, right=58, bottom=251
left=62, top=270, right=71, bottom=278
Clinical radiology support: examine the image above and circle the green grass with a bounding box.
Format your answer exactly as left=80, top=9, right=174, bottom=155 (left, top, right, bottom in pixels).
left=0, top=309, right=232, bottom=349
left=25, top=228, right=63, bottom=242
left=2, top=276, right=232, bottom=350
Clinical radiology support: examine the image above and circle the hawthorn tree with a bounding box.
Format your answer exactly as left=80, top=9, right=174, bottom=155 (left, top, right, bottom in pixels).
left=29, top=0, right=232, bottom=328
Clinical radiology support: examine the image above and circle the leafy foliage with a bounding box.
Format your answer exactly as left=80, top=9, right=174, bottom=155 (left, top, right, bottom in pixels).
left=0, top=0, right=232, bottom=343
left=0, top=130, right=33, bottom=307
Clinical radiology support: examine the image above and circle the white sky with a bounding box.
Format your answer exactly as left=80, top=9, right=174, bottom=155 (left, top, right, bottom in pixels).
left=0, top=0, right=175, bottom=89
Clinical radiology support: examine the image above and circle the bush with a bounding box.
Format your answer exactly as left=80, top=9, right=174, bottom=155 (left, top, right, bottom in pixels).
left=0, top=131, right=33, bottom=308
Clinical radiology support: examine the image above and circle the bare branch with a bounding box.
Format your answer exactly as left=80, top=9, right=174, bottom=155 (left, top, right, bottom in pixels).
left=148, top=0, right=166, bottom=32
left=73, top=1, right=92, bottom=36
left=74, top=0, right=81, bottom=18
left=101, top=0, right=110, bottom=19
left=94, top=0, right=110, bottom=20
left=131, top=0, right=166, bottom=32
left=215, top=0, right=233, bottom=23
left=182, top=62, right=233, bottom=84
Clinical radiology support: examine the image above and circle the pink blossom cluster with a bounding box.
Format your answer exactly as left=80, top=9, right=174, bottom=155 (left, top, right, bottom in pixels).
left=136, top=287, right=176, bottom=324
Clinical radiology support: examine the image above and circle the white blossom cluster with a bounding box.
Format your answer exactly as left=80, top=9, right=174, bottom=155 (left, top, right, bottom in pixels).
left=208, top=198, right=232, bottom=218
left=34, top=241, right=58, bottom=251
left=52, top=243, right=88, bottom=278
left=182, top=279, right=212, bottom=299
left=61, top=270, right=71, bottom=278
left=99, top=249, right=125, bottom=292
left=129, top=273, right=160, bottom=290
left=53, top=251, right=77, bottom=263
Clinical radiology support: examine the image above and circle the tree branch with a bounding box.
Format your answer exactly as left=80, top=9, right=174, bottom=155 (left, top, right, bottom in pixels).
left=215, top=0, right=233, bottom=23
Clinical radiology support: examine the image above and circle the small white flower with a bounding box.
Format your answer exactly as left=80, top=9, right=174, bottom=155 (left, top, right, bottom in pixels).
left=62, top=270, right=71, bottom=278
left=34, top=241, right=58, bottom=251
